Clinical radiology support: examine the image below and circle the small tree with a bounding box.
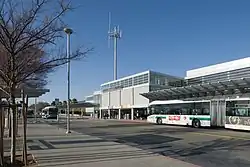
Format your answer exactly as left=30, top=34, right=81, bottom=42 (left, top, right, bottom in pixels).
left=51, top=101, right=56, bottom=106
left=63, top=100, right=67, bottom=106
left=0, top=0, right=92, bottom=164
left=72, top=98, right=78, bottom=104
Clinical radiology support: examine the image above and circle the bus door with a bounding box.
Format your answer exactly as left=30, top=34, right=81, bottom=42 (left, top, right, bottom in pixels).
left=210, top=100, right=226, bottom=127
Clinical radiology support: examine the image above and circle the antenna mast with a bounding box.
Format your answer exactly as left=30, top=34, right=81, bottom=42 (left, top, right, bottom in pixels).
left=108, top=12, right=122, bottom=80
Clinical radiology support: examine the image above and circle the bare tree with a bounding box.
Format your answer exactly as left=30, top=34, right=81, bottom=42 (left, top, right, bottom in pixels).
left=0, top=0, right=92, bottom=164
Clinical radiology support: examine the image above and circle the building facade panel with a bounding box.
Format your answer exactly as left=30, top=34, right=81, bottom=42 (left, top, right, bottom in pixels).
left=133, top=85, right=149, bottom=107
left=121, top=88, right=133, bottom=107
left=101, top=92, right=109, bottom=108
left=110, top=90, right=121, bottom=108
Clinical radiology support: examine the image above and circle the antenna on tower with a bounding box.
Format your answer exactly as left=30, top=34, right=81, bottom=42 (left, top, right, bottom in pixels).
left=108, top=12, right=122, bottom=81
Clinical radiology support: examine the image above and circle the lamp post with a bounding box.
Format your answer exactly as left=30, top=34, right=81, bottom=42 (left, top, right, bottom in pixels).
left=64, top=28, right=73, bottom=134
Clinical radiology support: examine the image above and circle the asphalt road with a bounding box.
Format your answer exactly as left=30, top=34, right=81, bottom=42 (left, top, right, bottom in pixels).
left=49, top=119, right=250, bottom=167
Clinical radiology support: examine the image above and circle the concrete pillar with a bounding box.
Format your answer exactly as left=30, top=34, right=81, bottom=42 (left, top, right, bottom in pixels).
left=108, top=109, right=111, bottom=119
left=131, top=108, right=134, bottom=120
left=147, top=107, right=150, bottom=115
left=99, top=110, right=102, bottom=119
left=118, top=109, right=121, bottom=120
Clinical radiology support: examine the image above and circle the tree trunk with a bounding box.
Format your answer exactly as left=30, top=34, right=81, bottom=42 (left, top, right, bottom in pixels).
left=8, top=107, right=11, bottom=137
left=22, top=91, right=27, bottom=165
left=10, top=92, right=16, bottom=164
left=0, top=96, right=4, bottom=167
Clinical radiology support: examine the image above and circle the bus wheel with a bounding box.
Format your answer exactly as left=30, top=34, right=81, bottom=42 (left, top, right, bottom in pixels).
left=156, top=118, right=162, bottom=125
left=192, top=119, right=201, bottom=128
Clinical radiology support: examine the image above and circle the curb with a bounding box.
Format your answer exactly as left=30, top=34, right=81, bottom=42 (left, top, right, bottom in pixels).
left=118, top=120, right=148, bottom=123
left=47, top=123, right=82, bottom=135
left=83, top=118, right=149, bottom=123
left=107, top=119, right=148, bottom=123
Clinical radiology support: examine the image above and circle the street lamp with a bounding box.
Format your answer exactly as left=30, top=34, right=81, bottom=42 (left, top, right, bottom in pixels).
left=64, top=28, right=73, bottom=134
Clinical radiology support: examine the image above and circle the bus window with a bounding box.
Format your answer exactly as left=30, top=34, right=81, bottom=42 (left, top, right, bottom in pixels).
left=167, top=108, right=177, bottom=115
left=236, top=108, right=248, bottom=116
left=202, top=108, right=210, bottom=115
left=227, top=107, right=249, bottom=117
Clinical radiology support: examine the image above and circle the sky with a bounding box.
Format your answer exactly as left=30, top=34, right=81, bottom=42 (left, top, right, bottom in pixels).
left=36, top=0, right=250, bottom=104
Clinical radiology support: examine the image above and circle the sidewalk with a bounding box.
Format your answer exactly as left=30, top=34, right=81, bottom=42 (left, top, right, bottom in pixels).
left=25, top=123, right=199, bottom=167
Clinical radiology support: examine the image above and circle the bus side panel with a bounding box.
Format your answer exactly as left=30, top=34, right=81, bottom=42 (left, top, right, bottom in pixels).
left=225, top=116, right=250, bottom=131
left=147, top=115, right=167, bottom=123
left=147, top=115, right=157, bottom=123
left=189, top=115, right=211, bottom=127
left=225, top=124, right=250, bottom=131
left=166, top=115, right=189, bottom=126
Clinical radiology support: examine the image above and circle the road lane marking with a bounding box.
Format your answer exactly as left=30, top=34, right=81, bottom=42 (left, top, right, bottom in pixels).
left=190, top=132, right=250, bottom=140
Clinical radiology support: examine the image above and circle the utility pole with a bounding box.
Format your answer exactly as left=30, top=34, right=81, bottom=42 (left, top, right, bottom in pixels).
left=64, top=28, right=73, bottom=134
left=34, top=98, right=37, bottom=123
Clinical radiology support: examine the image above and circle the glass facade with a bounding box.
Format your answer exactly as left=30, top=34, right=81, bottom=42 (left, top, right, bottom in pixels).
left=101, top=71, right=184, bottom=92
left=150, top=73, right=168, bottom=86
left=101, top=72, right=149, bottom=91
left=149, top=71, right=185, bottom=88
left=134, top=73, right=149, bottom=86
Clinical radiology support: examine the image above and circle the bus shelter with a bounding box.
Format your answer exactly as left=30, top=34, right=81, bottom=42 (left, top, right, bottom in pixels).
left=141, top=77, right=250, bottom=101
left=0, top=88, right=49, bottom=99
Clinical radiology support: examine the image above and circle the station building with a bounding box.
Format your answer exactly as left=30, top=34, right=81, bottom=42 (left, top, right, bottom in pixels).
left=99, top=70, right=183, bottom=119
left=85, top=57, right=250, bottom=122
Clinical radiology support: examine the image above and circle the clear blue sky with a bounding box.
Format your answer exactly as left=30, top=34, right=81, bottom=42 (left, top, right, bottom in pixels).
left=37, top=0, right=250, bottom=103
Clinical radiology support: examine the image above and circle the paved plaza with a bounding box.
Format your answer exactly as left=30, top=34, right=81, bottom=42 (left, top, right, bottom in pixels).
left=4, top=118, right=250, bottom=167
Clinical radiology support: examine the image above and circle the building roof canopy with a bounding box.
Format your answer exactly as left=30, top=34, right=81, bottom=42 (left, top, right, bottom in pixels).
left=141, top=77, right=250, bottom=101
left=0, top=88, right=50, bottom=98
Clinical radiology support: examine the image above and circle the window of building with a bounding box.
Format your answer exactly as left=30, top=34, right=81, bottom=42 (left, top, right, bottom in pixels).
left=133, top=73, right=149, bottom=86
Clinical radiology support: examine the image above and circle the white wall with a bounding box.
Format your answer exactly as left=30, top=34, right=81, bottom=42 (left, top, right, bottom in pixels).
left=133, top=85, right=149, bottom=107
left=110, top=90, right=120, bottom=108
left=101, top=84, right=150, bottom=109
left=121, top=88, right=133, bottom=107
left=101, top=92, right=109, bottom=108
left=186, top=57, right=250, bottom=79
left=86, top=107, right=94, bottom=113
